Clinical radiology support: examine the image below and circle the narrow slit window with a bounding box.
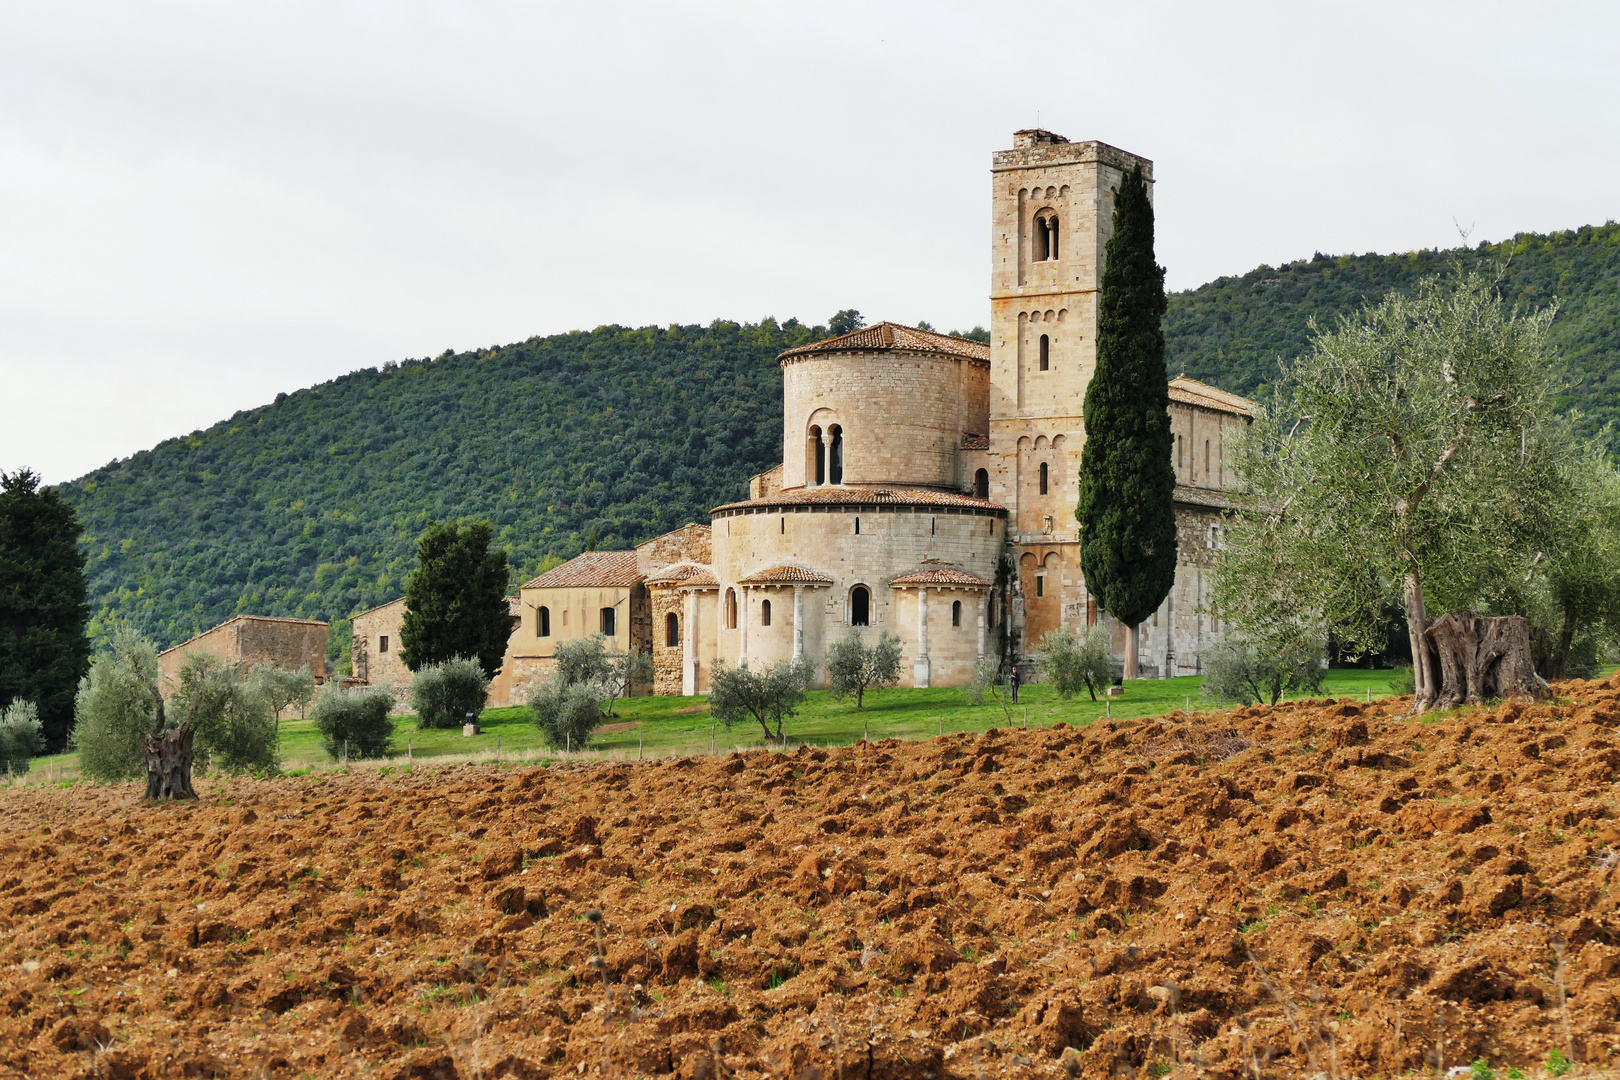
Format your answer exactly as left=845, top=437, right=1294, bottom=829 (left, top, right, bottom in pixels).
left=854, top=516, right=860, bottom=535
left=538, top=608, right=550, bottom=638
left=1038, top=334, right=1050, bottom=371
left=1205, top=440, right=1211, bottom=476
left=780, top=516, right=785, bottom=534
left=761, top=599, right=772, bottom=627
left=1039, top=461, right=1049, bottom=495
left=1035, top=576, right=1045, bottom=597
left=665, top=612, right=678, bottom=647
left=951, top=600, right=962, bottom=627
left=725, top=589, right=737, bottom=630
left=828, top=425, right=844, bottom=484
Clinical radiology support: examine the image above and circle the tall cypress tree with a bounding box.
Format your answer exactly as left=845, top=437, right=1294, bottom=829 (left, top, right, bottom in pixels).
left=0, top=469, right=92, bottom=751
left=1075, top=165, right=1177, bottom=678
left=399, top=520, right=513, bottom=678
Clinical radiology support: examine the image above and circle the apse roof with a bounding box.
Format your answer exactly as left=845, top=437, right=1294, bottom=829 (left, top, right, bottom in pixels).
left=778, top=322, right=990, bottom=363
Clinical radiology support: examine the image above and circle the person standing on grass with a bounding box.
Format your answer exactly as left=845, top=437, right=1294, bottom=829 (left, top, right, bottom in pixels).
left=1010, top=664, right=1020, bottom=704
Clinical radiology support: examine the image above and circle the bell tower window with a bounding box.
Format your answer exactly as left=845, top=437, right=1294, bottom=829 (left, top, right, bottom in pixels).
left=828, top=425, right=844, bottom=484
left=1039, top=334, right=1050, bottom=370
left=1039, top=461, right=1049, bottom=495
left=809, top=425, right=825, bottom=486
left=1034, top=212, right=1059, bottom=261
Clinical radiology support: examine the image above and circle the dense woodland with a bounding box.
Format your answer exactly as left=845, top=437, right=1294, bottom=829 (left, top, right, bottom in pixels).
left=55, top=224, right=1620, bottom=655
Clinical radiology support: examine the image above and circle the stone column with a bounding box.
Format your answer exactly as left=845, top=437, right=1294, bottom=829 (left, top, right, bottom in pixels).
left=977, top=592, right=987, bottom=660
left=913, top=588, right=931, bottom=688
left=683, top=590, right=698, bottom=696
left=793, top=586, right=805, bottom=662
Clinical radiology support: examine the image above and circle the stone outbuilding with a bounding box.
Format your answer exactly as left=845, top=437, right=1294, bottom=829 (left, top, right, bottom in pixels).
left=350, top=597, right=409, bottom=691
left=157, top=615, right=327, bottom=696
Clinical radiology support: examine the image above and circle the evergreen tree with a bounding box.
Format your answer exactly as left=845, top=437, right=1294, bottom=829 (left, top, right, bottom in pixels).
left=398, top=520, right=512, bottom=677
left=0, top=469, right=91, bottom=751
left=1075, top=166, right=1178, bottom=679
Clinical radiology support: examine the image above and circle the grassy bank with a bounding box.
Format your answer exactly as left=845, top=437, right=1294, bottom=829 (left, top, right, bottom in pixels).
left=17, top=667, right=1432, bottom=784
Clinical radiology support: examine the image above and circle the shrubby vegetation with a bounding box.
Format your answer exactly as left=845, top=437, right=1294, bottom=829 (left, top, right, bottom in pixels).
left=410, top=656, right=491, bottom=730
left=311, top=684, right=395, bottom=760
left=825, top=629, right=902, bottom=709
left=709, top=658, right=813, bottom=742
left=1035, top=626, right=1116, bottom=701
left=71, top=631, right=162, bottom=781
left=0, top=700, right=45, bottom=776
left=169, top=656, right=280, bottom=774
left=1200, top=632, right=1328, bottom=706
left=526, top=634, right=652, bottom=751
left=248, top=663, right=316, bottom=721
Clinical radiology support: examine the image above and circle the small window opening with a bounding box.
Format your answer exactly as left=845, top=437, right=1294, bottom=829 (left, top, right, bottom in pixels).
left=725, top=588, right=738, bottom=630
left=665, top=612, right=678, bottom=647
left=538, top=607, right=550, bottom=638
left=951, top=600, right=962, bottom=627
left=780, top=516, right=785, bottom=534
left=1050, top=217, right=1059, bottom=259
left=600, top=607, right=616, bottom=636
left=1038, top=334, right=1050, bottom=371
left=989, top=518, right=995, bottom=536
left=974, top=468, right=989, bottom=499
left=562, top=609, right=568, bottom=626
left=851, top=586, right=870, bottom=627
left=811, top=425, right=825, bottom=486
left=828, top=425, right=844, bottom=484
left=1035, top=576, right=1045, bottom=597
left=379, top=634, right=389, bottom=654
left=1205, top=440, right=1211, bottom=476
left=931, top=517, right=936, bottom=535
left=854, top=516, right=860, bottom=535
left=761, top=599, right=772, bottom=627
left=1212, top=609, right=1220, bottom=633
left=1039, top=461, right=1049, bottom=495
left=1177, top=435, right=1183, bottom=469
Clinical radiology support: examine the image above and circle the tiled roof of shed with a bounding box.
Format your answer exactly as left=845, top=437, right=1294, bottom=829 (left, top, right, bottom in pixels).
left=711, top=486, right=1006, bottom=514
left=644, top=561, right=719, bottom=587
left=1169, top=375, right=1257, bottom=418
left=158, top=615, right=328, bottom=658
left=888, top=569, right=992, bottom=588
left=521, top=550, right=642, bottom=590
left=778, top=322, right=990, bottom=363
left=961, top=433, right=989, bottom=450
left=1173, top=484, right=1241, bottom=511
left=736, top=565, right=835, bottom=586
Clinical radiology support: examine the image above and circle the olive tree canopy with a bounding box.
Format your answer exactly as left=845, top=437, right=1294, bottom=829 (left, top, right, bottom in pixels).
left=1210, top=271, right=1569, bottom=711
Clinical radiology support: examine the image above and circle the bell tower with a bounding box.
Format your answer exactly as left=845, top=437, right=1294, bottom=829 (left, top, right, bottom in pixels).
left=985, top=130, right=1153, bottom=653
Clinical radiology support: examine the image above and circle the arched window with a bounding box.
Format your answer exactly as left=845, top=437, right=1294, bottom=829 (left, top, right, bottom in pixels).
left=1034, top=215, right=1050, bottom=261
left=850, top=586, right=870, bottom=627
left=725, top=588, right=738, bottom=630
left=828, top=425, right=844, bottom=484
left=600, top=607, right=616, bottom=636
left=665, top=611, right=679, bottom=647
left=761, top=599, right=772, bottom=627
left=538, top=606, right=550, bottom=637
left=810, top=425, right=825, bottom=486
left=952, top=600, right=962, bottom=627
left=1039, top=334, right=1050, bottom=371
left=1049, top=217, right=1059, bottom=259
left=1039, top=461, right=1049, bottom=495
left=974, top=468, right=989, bottom=499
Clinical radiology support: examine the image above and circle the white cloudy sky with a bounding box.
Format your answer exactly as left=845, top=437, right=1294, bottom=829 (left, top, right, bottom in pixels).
left=3, top=1, right=1617, bottom=483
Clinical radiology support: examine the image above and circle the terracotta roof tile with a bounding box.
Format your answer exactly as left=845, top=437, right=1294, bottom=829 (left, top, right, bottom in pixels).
left=779, top=322, right=990, bottom=364
left=1174, top=484, right=1240, bottom=511
left=158, top=614, right=329, bottom=658
left=1169, top=375, right=1257, bottom=418
left=736, top=565, right=835, bottom=586
left=522, top=551, right=642, bottom=590
left=508, top=596, right=522, bottom=617
left=961, top=433, right=989, bottom=450
left=888, top=569, right=991, bottom=588
left=645, top=561, right=719, bottom=587
left=711, top=486, right=1005, bottom=515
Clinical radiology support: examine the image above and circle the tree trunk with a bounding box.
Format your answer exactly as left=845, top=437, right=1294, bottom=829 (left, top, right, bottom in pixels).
left=1124, top=623, right=1140, bottom=680
left=1424, top=611, right=1547, bottom=709
left=144, top=723, right=197, bottom=800
left=1550, top=608, right=1576, bottom=682
left=1403, top=573, right=1437, bottom=711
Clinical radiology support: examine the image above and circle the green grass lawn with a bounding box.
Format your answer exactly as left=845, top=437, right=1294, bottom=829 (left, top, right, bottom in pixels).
left=18, top=664, right=1613, bottom=784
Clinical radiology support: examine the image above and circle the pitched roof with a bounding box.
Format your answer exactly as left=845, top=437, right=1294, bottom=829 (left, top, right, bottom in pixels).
left=508, top=596, right=522, bottom=617
left=157, top=614, right=328, bottom=657
left=350, top=596, right=406, bottom=621
left=644, top=561, right=719, bottom=587
left=1169, top=375, right=1257, bottom=419
left=779, top=322, right=990, bottom=364
left=961, top=433, right=989, bottom=450
left=521, top=550, right=642, bottom=590
left=711, top=486, right=1006, bottom=515
left=736, top=565, right=835, bottom=586
left=888, top=568, right=992, bottom=588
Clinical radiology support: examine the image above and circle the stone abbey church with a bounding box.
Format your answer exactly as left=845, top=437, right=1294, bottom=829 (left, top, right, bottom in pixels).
left=354, top=131, right=1256, bottom=703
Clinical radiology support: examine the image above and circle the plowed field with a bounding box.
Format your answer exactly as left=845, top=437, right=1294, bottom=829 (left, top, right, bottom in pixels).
left=4, top=677, right=1620, bottom=1079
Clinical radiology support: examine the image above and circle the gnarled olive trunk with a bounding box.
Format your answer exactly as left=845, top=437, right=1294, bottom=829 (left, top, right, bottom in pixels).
left=143, top=724, right=197, bottom=800
left=1403, top=573, right=1438, bottom=711
left=1423, top=611, right=1546, bottom=710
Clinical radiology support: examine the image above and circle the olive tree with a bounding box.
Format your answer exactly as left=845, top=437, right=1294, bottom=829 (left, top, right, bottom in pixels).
left=1200, top=630, right=1327, bottom=706
left=553, top=634, right=652, bottom=718
left=1537, top=450, right=1620, bottom=679
left=1035, top=626, right=1116, bottom=702
left=825, top=628, right=902, bottom=709
left=410, top=656, right=490, bottom=729
left=709, top=658, right=813, bottom=742
left=0, top=699, right=45, bottom=776
left=1211, top=271, right=1568, bottom=712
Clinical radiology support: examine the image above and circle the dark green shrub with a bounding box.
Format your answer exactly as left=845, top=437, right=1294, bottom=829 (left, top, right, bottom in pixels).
left=0, top=699, right=45, bottom=776
left=312, top=685, right=396, bottom=760
left=528, top=677, right=605, bottom=752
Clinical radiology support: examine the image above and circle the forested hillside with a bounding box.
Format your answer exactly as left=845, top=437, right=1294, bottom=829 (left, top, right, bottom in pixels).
left=55, top=223, right=1620, bottom=654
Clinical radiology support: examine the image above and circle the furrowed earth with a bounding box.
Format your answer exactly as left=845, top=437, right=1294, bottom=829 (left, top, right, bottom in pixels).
left=4, top=679, right=1620, bottom=1079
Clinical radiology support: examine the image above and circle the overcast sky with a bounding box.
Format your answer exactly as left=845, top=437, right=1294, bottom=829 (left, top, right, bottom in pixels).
left=4, top=1, right=1617, bottom=484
